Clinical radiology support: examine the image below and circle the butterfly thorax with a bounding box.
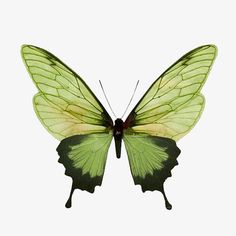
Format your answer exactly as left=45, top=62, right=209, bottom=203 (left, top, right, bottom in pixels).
left=113, top=118, right=124, bottom=159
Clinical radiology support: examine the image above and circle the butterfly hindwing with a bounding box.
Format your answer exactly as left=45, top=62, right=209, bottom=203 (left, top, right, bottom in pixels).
left=123, top=133, right=180, bottom=209
left=57, top=133, right=112, bottom=207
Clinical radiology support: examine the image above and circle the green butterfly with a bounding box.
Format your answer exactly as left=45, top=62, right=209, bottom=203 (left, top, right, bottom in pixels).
left=21, top=44, right=217, bottom=209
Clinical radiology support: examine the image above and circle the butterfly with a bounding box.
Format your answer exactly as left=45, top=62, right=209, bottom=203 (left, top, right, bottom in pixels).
left=21, top=44, right=217, bottom=209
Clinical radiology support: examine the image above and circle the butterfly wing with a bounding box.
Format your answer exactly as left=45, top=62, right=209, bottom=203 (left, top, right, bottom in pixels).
left=123, top=45, right=217, bottom=209
left=125, top=45, right=217, bottom=140
left=123, top=133, right=180, bottom=209
left=22, top=45, right=113, bottom=140
left=22, top=45, right=113, bottom=206
left=57, top=133, right=112, bottom=207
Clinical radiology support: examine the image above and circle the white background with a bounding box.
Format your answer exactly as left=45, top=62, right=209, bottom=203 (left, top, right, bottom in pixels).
left=1, top=0, right=235, bottom=235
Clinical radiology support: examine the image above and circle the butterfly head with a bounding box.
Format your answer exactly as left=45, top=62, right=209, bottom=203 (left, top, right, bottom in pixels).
left=114, top=118, right=123, bottom=126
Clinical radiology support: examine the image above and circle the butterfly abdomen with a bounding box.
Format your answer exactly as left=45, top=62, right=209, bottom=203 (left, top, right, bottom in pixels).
left=113, top=119, right=124, bottom=158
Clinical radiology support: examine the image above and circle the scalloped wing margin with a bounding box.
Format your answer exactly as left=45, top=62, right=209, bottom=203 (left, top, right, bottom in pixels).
left=57, top=133, right=113, bottom=207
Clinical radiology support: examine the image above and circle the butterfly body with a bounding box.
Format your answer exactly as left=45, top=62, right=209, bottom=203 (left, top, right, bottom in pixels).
left=113, top=118, right=124, bottom=158
left=22, top=44, right=217, bottom=209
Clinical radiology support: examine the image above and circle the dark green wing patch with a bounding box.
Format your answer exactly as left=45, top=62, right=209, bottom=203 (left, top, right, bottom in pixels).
left=124, top=133, right=180, bottom=209
left=57, top=133, right=112, bottom=208
left=133, top=138, right=180, bottom=192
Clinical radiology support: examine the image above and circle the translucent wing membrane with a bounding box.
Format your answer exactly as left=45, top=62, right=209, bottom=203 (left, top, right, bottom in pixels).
left=123, top=133, right=180, bottom=209
left=22, top=45, right=113, bottom=140
left=33, top=93, right=108, bottom=140
left=57, top=133, right=113, bottom=207
left=125, top=45, right=217, bottom=140
left=131, top=94, right=205, bottom=140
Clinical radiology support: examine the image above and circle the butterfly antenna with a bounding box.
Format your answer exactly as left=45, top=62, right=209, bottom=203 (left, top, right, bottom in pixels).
left=99, top=80, right=117, bottom=118
left=121, top=80, right=139, bottom=119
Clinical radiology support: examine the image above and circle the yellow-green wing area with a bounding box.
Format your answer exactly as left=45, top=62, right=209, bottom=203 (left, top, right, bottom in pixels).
left=21, top=45, right=113, bottom=140
left=57, top=133, right=113, bottom=207
left=123, top=132, right=180, bottom=209
left=125, top=45, right=217, bottom=141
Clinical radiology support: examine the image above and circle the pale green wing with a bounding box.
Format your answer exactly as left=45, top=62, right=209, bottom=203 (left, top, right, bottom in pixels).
left=57, top=133, right=113, bottom=207
left=22, top=45, right=113, bottom=140
left=125, top=45, right=217, bottom=141
left=123, top=132, right=180, bottom=209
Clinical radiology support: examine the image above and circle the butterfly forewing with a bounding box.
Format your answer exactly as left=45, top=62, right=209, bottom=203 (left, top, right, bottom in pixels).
left=57, top=133, right=113, bottom=207
left=125, top=45, right=217, bottom=140
left=22, top=45, right=113, bottom=140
